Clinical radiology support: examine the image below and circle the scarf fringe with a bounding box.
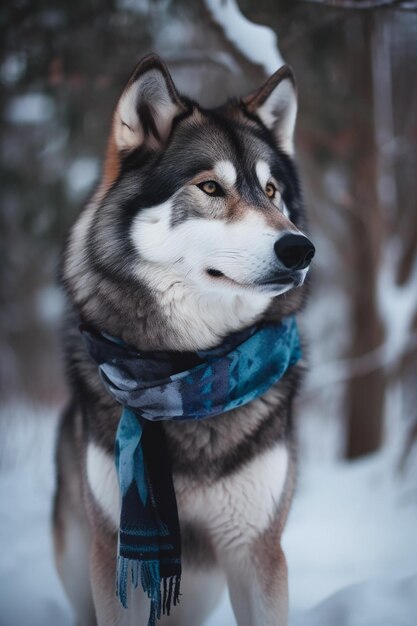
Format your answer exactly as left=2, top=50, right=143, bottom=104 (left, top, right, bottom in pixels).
left=162, top=574, right=181, bottom=616
left=117, top=556, right=181, bottom=626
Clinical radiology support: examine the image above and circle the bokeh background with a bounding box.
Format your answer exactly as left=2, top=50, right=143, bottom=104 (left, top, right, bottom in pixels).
left=1, top=1, right=417, bottom=625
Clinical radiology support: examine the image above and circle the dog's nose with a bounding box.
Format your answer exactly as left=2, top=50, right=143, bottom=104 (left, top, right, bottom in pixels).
left=274, top=233, right=315, bottom=270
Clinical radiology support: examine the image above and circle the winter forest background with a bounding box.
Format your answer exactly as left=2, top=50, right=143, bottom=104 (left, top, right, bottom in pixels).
left=1, top=1, right=417, bottom=625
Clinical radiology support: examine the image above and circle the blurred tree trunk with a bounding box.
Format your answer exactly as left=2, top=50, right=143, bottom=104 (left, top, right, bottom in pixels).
left=345, top=14, right=385, bottom=458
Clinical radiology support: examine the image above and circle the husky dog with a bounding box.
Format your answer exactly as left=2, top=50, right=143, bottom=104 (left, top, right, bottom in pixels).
left=53, top=54, right=314, bottom=626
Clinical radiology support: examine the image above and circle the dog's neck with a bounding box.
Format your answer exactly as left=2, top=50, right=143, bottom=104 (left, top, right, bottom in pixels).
left=133, top=264, right=273, bottom=351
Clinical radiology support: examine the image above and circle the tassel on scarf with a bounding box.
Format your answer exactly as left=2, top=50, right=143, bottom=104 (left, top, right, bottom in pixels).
left=117, top=556, right=179, bottom=626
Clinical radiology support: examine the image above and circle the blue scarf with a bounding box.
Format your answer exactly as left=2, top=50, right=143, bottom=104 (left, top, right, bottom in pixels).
left=81, top=316, right=301, bottom=626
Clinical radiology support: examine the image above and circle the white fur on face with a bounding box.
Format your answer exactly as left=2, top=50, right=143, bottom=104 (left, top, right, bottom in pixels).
left=131, top=200, right=292, bottom=293
left=131, top=199, right=280, bottom=348
left=130, top=193, right=309, bottom=349
left=281, top=203, right=290, bottom=219
left=214, top=160, right=237, bottom=187
left=256, top=159, right=290, bottom=219
left=255, top=159, right=271, bottom=190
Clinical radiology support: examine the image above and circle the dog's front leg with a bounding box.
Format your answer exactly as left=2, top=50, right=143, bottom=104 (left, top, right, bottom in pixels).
left=223, top=541, right=288, bottom=626
left=90, top=535, right=151, bottom=626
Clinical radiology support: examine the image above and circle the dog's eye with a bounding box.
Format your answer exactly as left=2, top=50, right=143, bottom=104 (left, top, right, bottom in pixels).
left=265, top=182, right=277, bottom=199
left=197, top=181, right=224, bottom=197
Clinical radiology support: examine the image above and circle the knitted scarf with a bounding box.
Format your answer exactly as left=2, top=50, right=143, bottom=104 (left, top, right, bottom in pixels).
left=81, top=316, right=301, bottom=626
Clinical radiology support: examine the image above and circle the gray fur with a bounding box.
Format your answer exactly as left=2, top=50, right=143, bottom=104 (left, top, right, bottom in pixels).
left=54, top=54, right=313, bottom=626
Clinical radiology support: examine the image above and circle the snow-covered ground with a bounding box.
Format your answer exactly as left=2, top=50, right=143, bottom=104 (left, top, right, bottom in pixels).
left=0, top=403, right=416, bottom=626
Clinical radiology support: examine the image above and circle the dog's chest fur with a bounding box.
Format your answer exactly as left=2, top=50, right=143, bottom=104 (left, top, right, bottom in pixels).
left=86, top=433, right=290, bottom=552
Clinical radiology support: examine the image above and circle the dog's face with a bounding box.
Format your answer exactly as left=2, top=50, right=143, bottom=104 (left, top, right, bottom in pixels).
left=63, top=55, right=315, bottom=347
left=95, top=56, right=314, bottom=298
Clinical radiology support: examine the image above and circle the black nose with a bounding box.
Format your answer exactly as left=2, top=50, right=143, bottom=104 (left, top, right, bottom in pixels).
left=274, top=233, right=315, bottom=270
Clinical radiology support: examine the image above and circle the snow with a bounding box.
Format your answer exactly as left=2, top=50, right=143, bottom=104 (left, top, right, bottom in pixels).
left=5, top=94, right=55, bottom=125
left=0, top=54, right=26, bottom=85
left=66, top=157, right=100, bottom=200
left=205, top=0, right=284, bottom=75
left=35, top=286, right=65, bottom=325
left=377, top=237, right=417, bottom=365
left=292, top=576, right=417, bottom=626
left=285, top=446, right=417, bottom=612
left=0, top=404, right=74, bottom=626
left=0, top=402, right=416, bottom=625
left=117, top=0, right=153, bottom=14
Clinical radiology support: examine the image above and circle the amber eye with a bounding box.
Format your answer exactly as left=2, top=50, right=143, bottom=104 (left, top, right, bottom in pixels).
left=266, top=182, right=277, bottom=199
left=197, top=180, right=224, bottom=197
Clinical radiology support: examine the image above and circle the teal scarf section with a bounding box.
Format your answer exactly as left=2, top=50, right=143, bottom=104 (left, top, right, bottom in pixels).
left=81, top=316, right=302, bottom=626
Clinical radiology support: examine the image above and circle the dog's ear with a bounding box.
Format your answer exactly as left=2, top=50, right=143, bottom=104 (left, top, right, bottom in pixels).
left=112, top=54, right=186, bottom=154
left=244, top=66, right=297, bottom=156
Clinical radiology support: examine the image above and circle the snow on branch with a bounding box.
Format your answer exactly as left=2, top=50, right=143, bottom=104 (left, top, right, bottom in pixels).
left=205, top=0, right=284, bottom=75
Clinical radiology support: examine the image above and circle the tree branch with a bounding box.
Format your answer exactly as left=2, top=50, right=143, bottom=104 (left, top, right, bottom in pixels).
left=302, top=329, right=417, bottom=394
left=300, top=0, right=417, bottom=10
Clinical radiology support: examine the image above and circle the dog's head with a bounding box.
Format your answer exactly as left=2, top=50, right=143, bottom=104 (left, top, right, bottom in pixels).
left=63, top=55, right=314, bottom=348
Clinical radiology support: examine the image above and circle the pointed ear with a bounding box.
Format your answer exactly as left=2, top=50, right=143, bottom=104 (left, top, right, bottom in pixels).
left=113, top=54, right=187, bottom=154
left=244, top=65, right=297, bottom=156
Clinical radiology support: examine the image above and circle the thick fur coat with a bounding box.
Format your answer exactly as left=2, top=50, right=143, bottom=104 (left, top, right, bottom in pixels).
left=53, top=54, right=314, bottom=626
